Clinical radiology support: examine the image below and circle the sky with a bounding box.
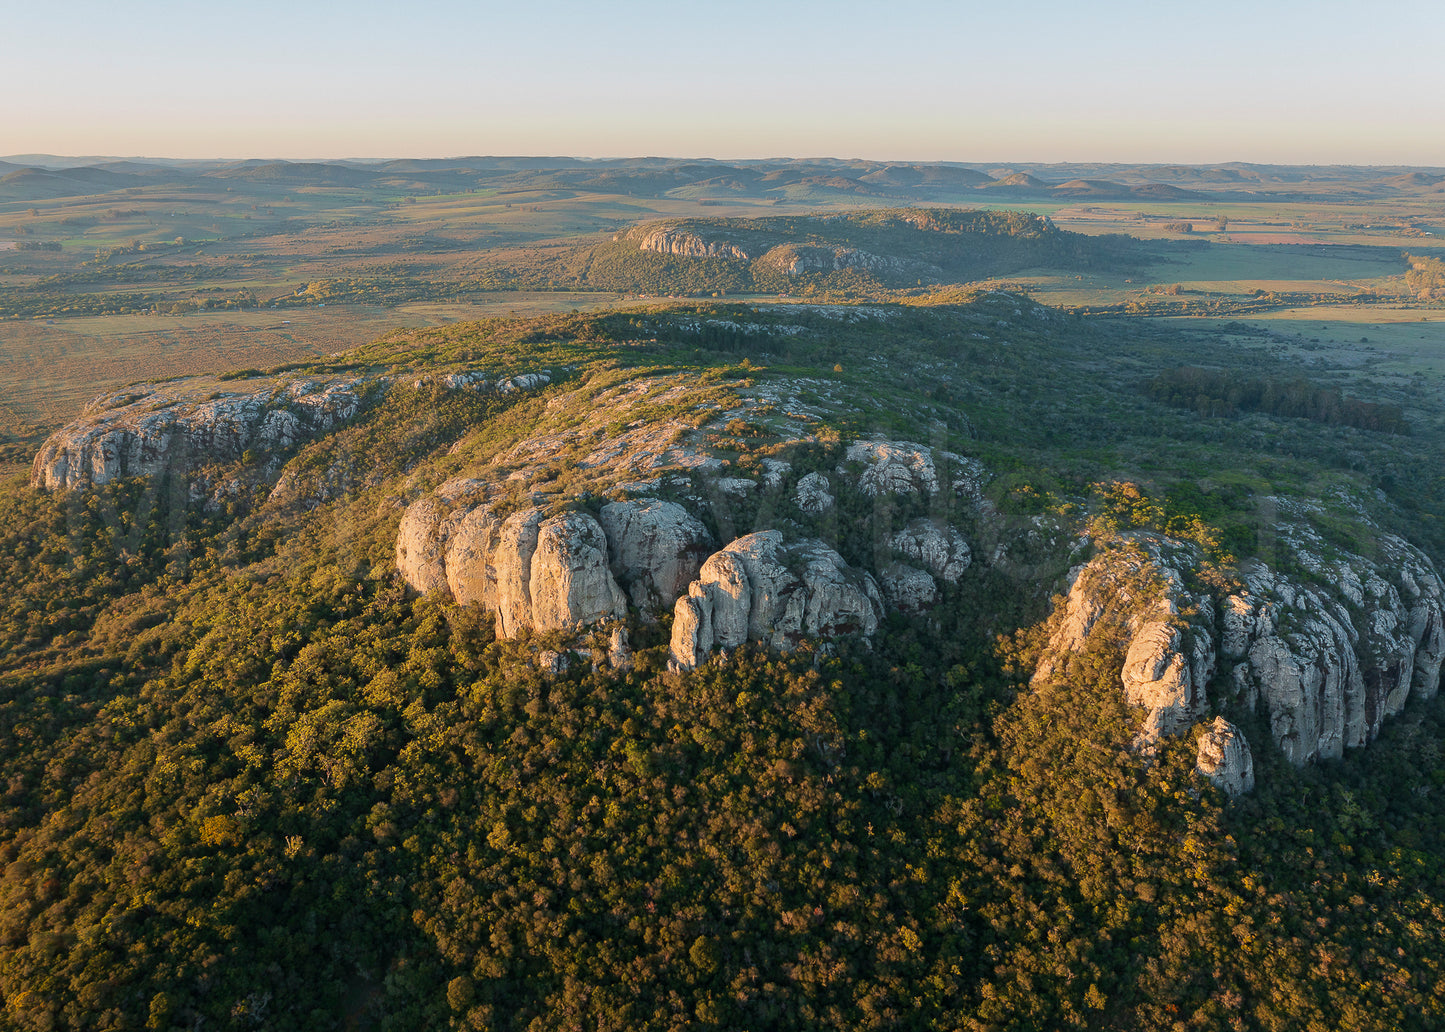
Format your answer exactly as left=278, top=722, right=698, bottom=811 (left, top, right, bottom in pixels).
left=3, top=0, right=1443, bottom=165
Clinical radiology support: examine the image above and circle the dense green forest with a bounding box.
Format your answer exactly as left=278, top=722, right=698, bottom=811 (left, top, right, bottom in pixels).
left=2, top=298, right=1444, bottom=1030
left=1145, top=366, right=1412, bottom=435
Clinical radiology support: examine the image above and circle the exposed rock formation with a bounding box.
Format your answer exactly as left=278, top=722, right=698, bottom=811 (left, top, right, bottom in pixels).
left=33, top=377, right=370, bottom=491
left=841, top=439, right=987, bottom=503
left=493, top=509, right=547, bottom=639
left=443, top=505, right=502, bottom=607
left=756, top=243, right=924, bottom=278
left=1195, top=717, right=1255, bottom=796
left=1222, top=540, right=1445, bottom=764
left=528, top=513, right=627, bottom=634
left=794, top=472, right=834, bottom=513
left=630, top=225, right=750, bottom=260
left=395, top=496, right=459, bottom=596
left=598, top=499, right=715, bottom=614
left=891, top=518, right=972, bottom=583
left=844, top=440, right=940, bottom=496
left=669, top=531, right=884, bottom=670
left=879, top=563, right=938, bottom=613
left=1033, top=528, right=1445, bottom=788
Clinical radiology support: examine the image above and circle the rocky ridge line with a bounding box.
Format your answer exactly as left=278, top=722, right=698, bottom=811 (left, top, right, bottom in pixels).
left=1034, top=526, right=1445, bottom=793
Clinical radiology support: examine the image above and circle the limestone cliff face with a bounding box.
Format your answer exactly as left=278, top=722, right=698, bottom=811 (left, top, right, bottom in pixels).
left=32, top=377, right=370, bottom=491
left=1033, top=528, right=1445, bottom=792
left=668, top=531, right=884, bottom=671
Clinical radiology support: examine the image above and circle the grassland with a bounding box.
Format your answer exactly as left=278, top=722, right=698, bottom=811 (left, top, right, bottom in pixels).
left=3, top=156, right=1443, bottom=465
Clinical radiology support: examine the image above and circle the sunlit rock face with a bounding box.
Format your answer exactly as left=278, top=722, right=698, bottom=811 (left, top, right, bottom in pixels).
left=598, top=499, right=715, bottom=615
left=1031, top=528, right=1445, bottom=791
left=668, top=531, right=884, bottom=671
left=1196, top=717, right=1255, bottom=797
left=33, top=377, right=370, bottom=491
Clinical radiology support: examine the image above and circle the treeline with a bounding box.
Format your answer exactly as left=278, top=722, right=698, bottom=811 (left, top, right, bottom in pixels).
left=1146, top=365, right=1411, bottom=434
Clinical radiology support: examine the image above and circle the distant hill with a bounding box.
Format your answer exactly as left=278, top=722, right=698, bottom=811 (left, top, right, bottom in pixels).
left=0, top=165, right=149, bottom=201
left=4, top=155, right=1444, bottom=206
left=203, top=161, right=382, bottom=188
left=983, top=172, right=1051, bottom=190
left=576, top=207, right=1146, bottom=296
left=1050, top=179, right=1205, bottom=201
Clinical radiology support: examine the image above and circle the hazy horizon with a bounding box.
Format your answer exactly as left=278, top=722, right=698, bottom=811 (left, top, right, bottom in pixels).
left=6, top=153, right=1445, bottom=171
left=5, top=0, right=1444, bottom=166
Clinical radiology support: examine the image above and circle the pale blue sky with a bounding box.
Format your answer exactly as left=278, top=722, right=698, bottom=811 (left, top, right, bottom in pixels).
left=3, top=0, right=1441, bottom=164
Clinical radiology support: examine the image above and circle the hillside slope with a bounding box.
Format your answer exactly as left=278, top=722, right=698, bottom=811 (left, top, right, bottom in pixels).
left=578, top=208, right=1147, bottom=297
left=3, top=297, right=1445, bottom=1030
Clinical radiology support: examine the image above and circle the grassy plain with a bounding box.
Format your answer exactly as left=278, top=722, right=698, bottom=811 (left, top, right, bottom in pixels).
left=4, top=158, right=1444, bottom=463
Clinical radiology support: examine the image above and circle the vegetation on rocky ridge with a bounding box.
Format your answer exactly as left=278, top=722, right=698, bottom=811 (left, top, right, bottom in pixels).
left=1, top=296, right=1444, bottom=1030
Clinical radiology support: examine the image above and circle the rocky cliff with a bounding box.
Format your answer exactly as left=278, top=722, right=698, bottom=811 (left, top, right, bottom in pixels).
left=1033, top=522, right=1445, bottom=793
left=393, top=418, right=982, bottom=665
left=627, top=224, right=751, bottom=260
left=32, top=376, right=372, bottom=491
left=668, top=531, right=885, bottom=671
left=31, top=327, right=1445, bottom=799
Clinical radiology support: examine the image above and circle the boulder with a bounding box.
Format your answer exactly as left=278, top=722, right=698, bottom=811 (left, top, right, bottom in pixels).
left=669, top=585, right=715, bottom=673
left=891, top=518, right=971, bottom=583
left=1195, top=717, right=1255, bottom=796
left=879, top=563, right=938, bottom=613
left=606, top=626, right=634, bottom=671
left=794, top=472, right=834, bottom=514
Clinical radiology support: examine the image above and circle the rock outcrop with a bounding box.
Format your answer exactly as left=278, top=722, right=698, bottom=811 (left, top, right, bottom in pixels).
left=630, top=225, right=750, bottom=260
left=32, top=377, right=370, bottom=491
left=794, top=472, right=834, bottom=514
left=669, top=531, right=884, bottom=670
left=1195, top=717, right=1255, bottom=796
left=528, top=513, right=628, bottom=634
left=395, top=496, right=460, bottom=597
left=841, top=439, right=988, bottom=502
left=891, top=518, right=972, bottom=583
left=598, top=499, right=715, bottom=614
left=444, top=505, right=503, bottom=607
left=492, top=509, right=547, bottom=639
left=879, top=563, right=938, bottom=613
left=1033, top=527, right=1445, bottom=789
left=1223, top=538, right=1445, bottom=764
